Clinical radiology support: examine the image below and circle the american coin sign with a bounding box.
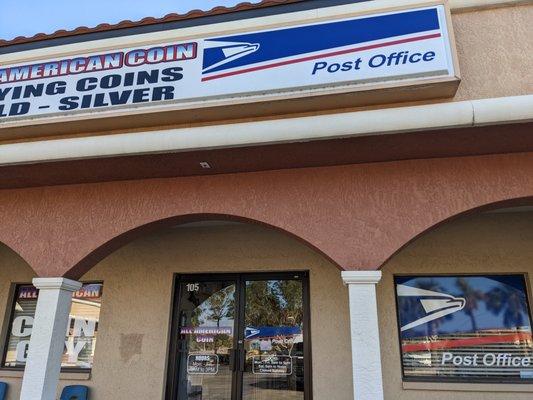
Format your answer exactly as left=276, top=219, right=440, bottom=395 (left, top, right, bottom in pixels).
left=0, top=5, right=456, bottom=122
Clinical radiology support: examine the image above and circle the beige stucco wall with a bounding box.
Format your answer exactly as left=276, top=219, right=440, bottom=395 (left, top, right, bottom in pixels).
left=0, top=223, right=353, bottom=399
left=0, top=244, right=36, bottom=398
left=81, top=223, right=353, bottom=400
left=452, top=3, right=533, bottom=100
left=379, top=211, right=533, bottom=399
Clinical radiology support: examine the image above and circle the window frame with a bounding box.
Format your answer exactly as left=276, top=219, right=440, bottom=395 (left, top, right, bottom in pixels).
left=0, top=281, right=104, bottom=372
left=393, top=273, right=533, bottom=384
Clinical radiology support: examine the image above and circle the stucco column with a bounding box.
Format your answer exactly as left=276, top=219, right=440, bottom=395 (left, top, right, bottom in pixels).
left=20, top=277, right=82, bottom=400
left=341, top=271, right=384, bottom=400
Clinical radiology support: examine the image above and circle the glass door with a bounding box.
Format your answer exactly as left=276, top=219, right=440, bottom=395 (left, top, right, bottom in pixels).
left=174, top=279, right=238, bottom=400
left=240, top=277, right=305, bottom=400
left=169, top=273, right=309, bottom=400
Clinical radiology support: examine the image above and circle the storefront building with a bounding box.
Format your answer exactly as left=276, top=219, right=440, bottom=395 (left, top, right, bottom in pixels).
left=0, top=0, right=532, bottom=399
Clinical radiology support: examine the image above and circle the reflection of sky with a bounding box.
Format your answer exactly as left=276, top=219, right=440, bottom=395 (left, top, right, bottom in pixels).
left=397, top=276, right=532, bottom=337
left=197, top=316, right=233, bottom=327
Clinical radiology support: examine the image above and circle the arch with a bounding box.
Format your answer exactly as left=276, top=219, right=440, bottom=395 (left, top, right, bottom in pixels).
left=379, top=196, right=533, bottom=270
left=1, top=151, right=532, bottom=276
left=0, top=240, right=37, bottom=276
left=63, top=213, right=342, bottom=279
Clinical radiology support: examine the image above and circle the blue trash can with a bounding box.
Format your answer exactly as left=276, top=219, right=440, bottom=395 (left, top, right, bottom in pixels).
left=0, top=382, right=7, bottom=400
left=60, top=385, right=89, bottom=400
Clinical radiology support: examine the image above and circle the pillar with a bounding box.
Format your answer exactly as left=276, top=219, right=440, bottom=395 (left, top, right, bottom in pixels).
left=20, top=277, right=82, bottom=400
left=341, top=271, right=384, bottom=400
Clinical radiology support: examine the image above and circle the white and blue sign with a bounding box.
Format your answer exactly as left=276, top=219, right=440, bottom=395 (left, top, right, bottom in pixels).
left=245, top=326, right=301, bottom=339
left=0, top=5, right=456, bottom=122
left=395, top=275, right=533, bottom=381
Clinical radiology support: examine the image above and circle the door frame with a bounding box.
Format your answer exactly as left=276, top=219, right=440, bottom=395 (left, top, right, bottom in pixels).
left=165, top=271, right=313, bottom=400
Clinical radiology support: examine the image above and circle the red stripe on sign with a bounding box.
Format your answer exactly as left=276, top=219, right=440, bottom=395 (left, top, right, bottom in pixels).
left=201, top=32, right=442, bottom=82
left=403, top=333, right=533, bottom=353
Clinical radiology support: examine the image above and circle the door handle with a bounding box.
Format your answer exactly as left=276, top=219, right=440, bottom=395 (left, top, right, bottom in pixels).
left=230, top=348, right=238, bottom=372
left=239, top=349, right=247, bottom=372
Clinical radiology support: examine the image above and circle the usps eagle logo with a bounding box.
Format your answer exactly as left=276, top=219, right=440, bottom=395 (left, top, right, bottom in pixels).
left=397, top=285, right=466, bottom=332
left=202, top=41, right=260, bottom=74
left=245, top=327, right=261, bottom=339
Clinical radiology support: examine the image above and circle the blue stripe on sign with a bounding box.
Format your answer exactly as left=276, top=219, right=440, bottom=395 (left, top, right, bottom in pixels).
left=203, top=8, right=440, bottom=74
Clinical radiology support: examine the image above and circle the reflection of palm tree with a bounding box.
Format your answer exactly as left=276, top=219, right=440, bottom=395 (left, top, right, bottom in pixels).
left=246, top=281, right=282, bottom=326
left=278, top=281, right=303, bottom=326
left=205, top=286, right=234, bottom=327
left=191, top=285, right=235, bottom=353
left=486, top=286, right=526, bottom=329
left=245, top=281, right=303, bottom=327
left=456, top=278, right=484, bottom=332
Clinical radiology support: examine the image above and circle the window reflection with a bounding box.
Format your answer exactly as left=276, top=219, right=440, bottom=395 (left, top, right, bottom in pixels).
left=395, top=275, right=533, bottom=382
left=243, top=280, right=305, bottom=400
left=177, top=282, right=236, bottom=400
left=4, top=283, right=103, bottom=369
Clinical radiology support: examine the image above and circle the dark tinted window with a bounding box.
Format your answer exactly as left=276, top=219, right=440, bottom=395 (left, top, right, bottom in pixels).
left=395, top=275, right=533, bottom=382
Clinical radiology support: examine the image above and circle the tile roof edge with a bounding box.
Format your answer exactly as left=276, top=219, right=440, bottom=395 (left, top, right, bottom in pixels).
left=0, top=0, right=303, bottom=48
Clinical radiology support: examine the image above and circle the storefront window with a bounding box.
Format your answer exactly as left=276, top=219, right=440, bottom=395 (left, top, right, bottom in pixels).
left=395, top=275, right=533, bottom=382
left=3, top=283, right=103, bottom=370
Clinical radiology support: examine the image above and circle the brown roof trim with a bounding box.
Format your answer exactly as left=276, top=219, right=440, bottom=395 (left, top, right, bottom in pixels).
left=0, top=0, right=304, bottom=48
